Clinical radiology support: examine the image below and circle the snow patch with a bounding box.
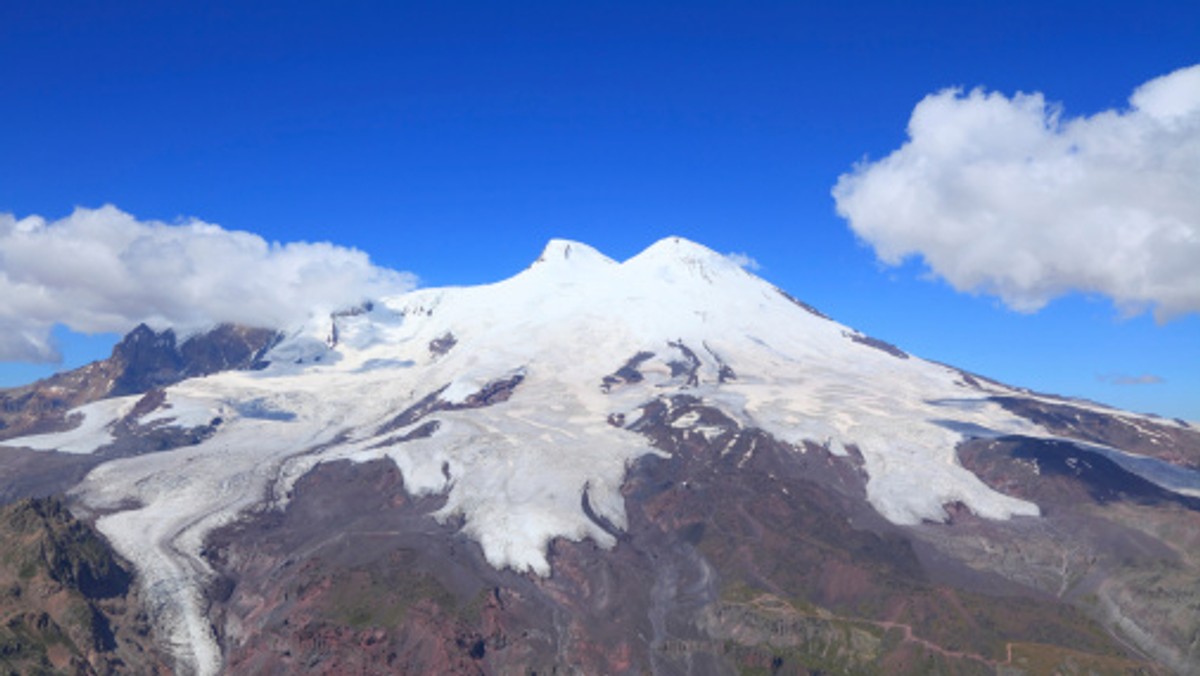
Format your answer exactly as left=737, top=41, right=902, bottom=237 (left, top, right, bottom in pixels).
left=2, top=396, right=138, bottom=453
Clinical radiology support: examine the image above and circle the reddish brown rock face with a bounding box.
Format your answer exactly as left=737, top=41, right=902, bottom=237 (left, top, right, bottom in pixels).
left=201, top=395, right=1164, bottom=674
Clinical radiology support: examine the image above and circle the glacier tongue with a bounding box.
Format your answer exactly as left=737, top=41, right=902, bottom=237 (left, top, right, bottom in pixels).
left=58, top=235, right=1071, bottom=675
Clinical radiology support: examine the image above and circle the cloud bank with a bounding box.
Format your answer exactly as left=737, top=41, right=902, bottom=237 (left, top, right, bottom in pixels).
left=0, top=205, right=416, bottom=362
left=833, top=64, right=1200, bottom=319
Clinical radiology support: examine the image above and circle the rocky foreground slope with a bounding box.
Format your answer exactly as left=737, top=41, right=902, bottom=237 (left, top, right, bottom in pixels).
left=0, top=497, right=169, bottom=674
left=1, top=237, right=1197, bottom=674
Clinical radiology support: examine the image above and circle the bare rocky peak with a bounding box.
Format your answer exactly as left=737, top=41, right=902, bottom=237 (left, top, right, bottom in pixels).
left=0, top=323, right=280, bottom=441
left=109, top=323, right=280, bottom=396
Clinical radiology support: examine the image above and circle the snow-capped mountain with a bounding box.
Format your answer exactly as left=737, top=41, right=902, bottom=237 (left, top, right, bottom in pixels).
left=1, top=237, right=1197, bottom=675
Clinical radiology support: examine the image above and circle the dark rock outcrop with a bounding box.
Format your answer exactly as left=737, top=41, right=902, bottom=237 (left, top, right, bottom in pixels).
left=111, top=323, right=279, bottom=397
left=994, top=396, right=1200, bottom=469
left=376, top=374, right=525, bottom=436
left=774, top=287, right=829, bottom=319
left=847, top=331, right=910, bottom=359
left=0, top=323, right=279, bottom=445
left=428, top=332, right=458, bottom=357
left=601, top=351, right=655, bottom=392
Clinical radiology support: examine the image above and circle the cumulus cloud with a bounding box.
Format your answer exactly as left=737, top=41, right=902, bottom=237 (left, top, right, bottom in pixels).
left=0, top=205, right=416, bottom=362
left=725, top=251, right=762, bottom=271
left=833, top=64, right=1200, bottom=319
left=1098, top=373, right=1165, bottom=386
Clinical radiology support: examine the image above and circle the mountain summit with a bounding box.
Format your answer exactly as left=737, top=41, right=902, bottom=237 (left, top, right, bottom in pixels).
left=1, top=237, right=1197, bottom=675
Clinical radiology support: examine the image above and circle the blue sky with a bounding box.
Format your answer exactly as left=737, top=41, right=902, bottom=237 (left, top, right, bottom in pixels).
left=1, top=1, right=1197, bottom=421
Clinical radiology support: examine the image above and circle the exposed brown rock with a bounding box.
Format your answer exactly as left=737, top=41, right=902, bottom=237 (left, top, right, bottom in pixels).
left=0, top=497, right=170, bottom=675
left=376, top=374, right=525, bottom=436
left=846, top=330, right=910, bottom=359
left=600, top=351, right=655, bottom=392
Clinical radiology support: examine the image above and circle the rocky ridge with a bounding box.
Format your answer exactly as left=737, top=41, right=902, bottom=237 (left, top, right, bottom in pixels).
left=0, top=324, right=279, bottom=504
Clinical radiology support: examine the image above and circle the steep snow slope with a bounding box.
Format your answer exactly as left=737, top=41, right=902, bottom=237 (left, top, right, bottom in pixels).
left=4, top=236, right=1193, bottom=675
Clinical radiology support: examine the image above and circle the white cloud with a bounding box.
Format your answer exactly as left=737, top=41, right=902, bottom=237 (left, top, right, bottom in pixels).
left=833, top=64, right=1200, bottom=319
left=0, top=205, right=416, bottom=362
left=725, top=251, right=762, bottom=271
